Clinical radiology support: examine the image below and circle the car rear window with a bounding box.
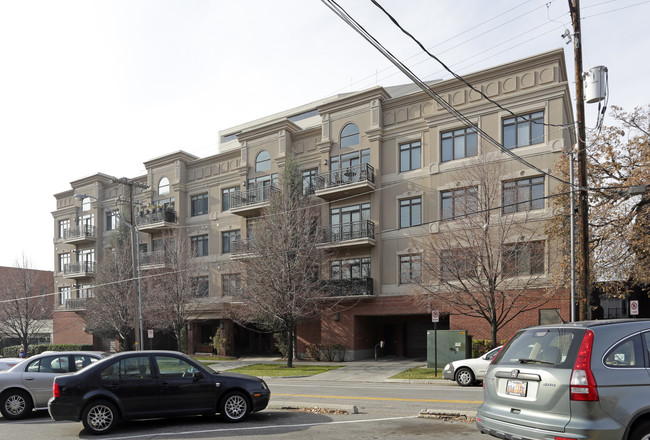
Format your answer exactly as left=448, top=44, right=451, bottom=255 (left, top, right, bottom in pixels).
left=492, top=327, right=585, bottom=368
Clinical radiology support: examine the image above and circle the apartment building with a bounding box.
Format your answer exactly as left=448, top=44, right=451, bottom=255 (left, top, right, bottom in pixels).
left=52, top=49, right=574, bottom=359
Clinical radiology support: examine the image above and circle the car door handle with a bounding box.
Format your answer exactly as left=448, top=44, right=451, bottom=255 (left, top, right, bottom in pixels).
left=24, top=377, right=35, bottom=381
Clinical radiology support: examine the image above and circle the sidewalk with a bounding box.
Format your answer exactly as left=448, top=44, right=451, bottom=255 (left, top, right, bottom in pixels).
left=208, top=356, right=448, bottom=384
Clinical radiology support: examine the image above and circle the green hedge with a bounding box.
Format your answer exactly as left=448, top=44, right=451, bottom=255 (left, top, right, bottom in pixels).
left=2, top=344, right=94, bottom=358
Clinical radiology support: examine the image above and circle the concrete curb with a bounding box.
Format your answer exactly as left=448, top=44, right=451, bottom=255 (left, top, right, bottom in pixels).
left=419, top=409, right=476, bottom=421
left=268, top=401, right=359, bottom=414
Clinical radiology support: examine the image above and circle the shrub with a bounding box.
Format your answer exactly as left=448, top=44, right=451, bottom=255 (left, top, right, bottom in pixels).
left=305, top=343, right=321, bottom=361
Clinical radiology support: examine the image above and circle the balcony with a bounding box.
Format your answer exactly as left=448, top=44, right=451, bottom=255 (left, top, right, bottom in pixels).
left=315, top=163, right=375, bottom=201
left=64, top=297, right=88, bottom=311
left=231, top=238, right=255, bottom=258
left=135, top=208, right=177, bottom=232
left=62, top=225, right=96, bottom=244
left=63, top=261, right=96, bottom=279
left=139, top=250, right=167, bottom=269
left=230, top=185, right=279, bottom=217
left=325, top=277, right=374, bottom=297
left=318, top=220, right=376, bottom=249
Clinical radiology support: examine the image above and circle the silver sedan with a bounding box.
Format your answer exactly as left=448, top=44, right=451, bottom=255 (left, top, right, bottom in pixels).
left=0, top=351, right=105, bottom=419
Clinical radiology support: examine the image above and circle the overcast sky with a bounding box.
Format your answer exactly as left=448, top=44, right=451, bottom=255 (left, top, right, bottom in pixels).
left=1, top=0, right=648, bottom=271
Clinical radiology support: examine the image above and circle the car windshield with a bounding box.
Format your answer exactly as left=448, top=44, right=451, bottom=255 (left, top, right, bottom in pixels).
left=492, top=327, right=584, bottom=368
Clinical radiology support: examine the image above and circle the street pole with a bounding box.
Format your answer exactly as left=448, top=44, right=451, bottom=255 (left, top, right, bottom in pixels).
left=114, top=177, right=149, bottom=350
left=569, top=0, right=591, bottom=321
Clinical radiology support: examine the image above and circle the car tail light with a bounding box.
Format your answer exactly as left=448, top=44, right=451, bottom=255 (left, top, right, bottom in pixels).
left=570, top=329, right=598, bottom=401
left=53, top=382, right=60, bottom=398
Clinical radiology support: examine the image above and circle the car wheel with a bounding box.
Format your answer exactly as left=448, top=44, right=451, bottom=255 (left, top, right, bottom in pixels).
left=1, top=389, right=33, bottom=420
left=82, top=400, right=118, bottom=435
left=219, top=391, right=250, bottom=422
left=630, top=420, right=650, bottom=440
left=455, top=367, right=475, bottom=387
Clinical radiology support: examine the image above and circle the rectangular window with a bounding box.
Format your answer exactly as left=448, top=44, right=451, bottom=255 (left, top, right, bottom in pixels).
left=193, top=276, right=209, bottom=297
left=190, top=193, right=209, bottom=217
left=441, top=187, right=478, bottom=220
left=58, top=253, right=70, bottom=273
left=441, top=248, right=476, bottom=280
left=221, top=230, right=240, bottom=254
left=59, top=287, right=71, bottom=305
left=441, top=127, right=478, bottom=162
left=503, top=177, right=545, bottom=213
left=106, top=210, right=120, bottom=231
left=399, top=197, right=422, bottom=228
left=503, top=111, right=544, bottom=149
left=302, top=169, right=318, bottom=195
left=502, top=241, right=545, bottom=278
left=399, top=254, right=421, bottom=284
left=79, top=284, right=93, bottom=299
left=191, top=234, right=209, bottom=257
left=330, top=257, right=371, bottom=279
left=399, top=141, right=421, bottom=172
left=58, top=219, right=70, bottom=238
left=222, top=274, right=241, bottom=296
left=221, top=187, right=238, bottom=211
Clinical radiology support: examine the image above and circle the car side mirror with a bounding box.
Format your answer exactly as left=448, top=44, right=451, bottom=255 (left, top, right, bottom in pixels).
left=193, top=371, right=204, bottom=382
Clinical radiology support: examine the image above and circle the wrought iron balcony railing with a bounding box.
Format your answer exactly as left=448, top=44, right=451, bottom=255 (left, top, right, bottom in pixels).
left=65, top=297, right=88, bottom=311
left=316, top=163, right=375, bottom=190
left=135, top=208, right=176, bottom=227
left=63, top=225, right=96, bottom=241
left=319, top=220, right=375, bottom=244
left=63, top=261, right=96, bottom=277
left=325, top=277, right=373, bottom=297
left=139, top=250, right=167, bottom=267
left=232, top=238, right=254, bottom=255
left=230, top=185, right=279, bottom=210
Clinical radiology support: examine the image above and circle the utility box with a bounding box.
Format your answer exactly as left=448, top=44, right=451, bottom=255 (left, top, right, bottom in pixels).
left=427, top=330, right=472, bottom=369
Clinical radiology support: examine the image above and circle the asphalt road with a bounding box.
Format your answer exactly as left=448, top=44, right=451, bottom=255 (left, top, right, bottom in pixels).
left=0, top=380, right=486, bottom=439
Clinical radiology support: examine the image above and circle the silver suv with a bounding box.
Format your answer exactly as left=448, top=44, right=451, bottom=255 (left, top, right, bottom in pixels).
left=476, top=319, right=650, bottom=440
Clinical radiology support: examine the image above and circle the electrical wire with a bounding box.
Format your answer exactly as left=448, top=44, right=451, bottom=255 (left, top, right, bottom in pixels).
left=321, top=0, right=571, bottom=187
left=369, top=0, right=569, bottom=129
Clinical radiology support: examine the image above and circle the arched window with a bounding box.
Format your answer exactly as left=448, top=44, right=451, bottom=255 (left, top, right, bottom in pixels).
left=340, top=123, right=360, bottom=149
left=255, top=151, right=271, bottom=172
left=159, top=177, right=170, bottom=196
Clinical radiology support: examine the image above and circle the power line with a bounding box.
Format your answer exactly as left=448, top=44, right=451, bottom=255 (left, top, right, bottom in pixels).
left=321, top=0, right=571, bottom=187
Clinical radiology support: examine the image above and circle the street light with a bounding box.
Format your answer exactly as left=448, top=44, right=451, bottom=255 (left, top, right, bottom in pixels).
left=74, top=193, right=144, bottom=351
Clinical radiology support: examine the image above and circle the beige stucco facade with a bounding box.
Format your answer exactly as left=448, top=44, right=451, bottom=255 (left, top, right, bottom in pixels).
left=52, top=49, right=574, bottom=358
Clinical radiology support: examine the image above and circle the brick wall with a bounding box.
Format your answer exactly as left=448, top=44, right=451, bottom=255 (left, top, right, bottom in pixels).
left=52, top=312, right=94, bottom=345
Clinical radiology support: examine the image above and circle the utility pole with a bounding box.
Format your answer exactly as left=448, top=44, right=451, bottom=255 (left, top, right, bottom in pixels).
left=568, top=0, right=591, bottom=320
left=113, top=177, right=149, bottom=350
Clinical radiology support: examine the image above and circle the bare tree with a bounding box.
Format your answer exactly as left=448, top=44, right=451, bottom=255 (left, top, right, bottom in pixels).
left=84, top=228, right=136, bottom=350
left=0, top=257, right=52, bottom=353
left=548, top=105, right=650, bottom=302
left=141, top=231, right=205, bottom=352
left=415, top=156, right=558, bottom=347
left=229, top=156, right=338, bottom=367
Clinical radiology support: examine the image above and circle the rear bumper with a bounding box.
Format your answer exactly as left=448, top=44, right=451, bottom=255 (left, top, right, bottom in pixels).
left=48, top=397, right=81, bottom=422
left=476, top=412, right=624, bottom=440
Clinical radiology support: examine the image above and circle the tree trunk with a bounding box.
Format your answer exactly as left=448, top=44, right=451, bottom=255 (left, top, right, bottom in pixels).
left=286, top=327, right=294, bottom=368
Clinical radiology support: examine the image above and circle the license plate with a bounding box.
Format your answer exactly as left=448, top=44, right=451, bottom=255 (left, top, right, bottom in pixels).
left=506, top=380, right=527, bottom=397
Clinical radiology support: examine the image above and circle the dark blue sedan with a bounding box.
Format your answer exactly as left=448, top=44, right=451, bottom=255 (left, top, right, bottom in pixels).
left=48, top=350, right=270, bottom=435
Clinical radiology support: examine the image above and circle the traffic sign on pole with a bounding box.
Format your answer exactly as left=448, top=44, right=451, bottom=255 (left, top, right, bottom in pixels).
left=630, top=300, right=639, bottom=316
left=432, top=310, right=439, bottom=323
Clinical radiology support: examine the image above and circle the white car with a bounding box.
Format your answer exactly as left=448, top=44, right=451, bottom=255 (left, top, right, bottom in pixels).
left=0, top=357, right=23, bottom=371
left=442, top=345, right=502, bottom=386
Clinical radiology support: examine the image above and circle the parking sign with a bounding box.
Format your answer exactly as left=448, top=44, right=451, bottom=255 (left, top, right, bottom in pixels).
left=630, top=300, right=639, bottom=316
left=431, top=310, right=439, bottom=323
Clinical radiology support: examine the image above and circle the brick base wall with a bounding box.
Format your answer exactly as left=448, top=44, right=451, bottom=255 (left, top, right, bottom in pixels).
left=296, top=289, right=570, bottom=357
left=52, top=311, right=94, bottom=345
